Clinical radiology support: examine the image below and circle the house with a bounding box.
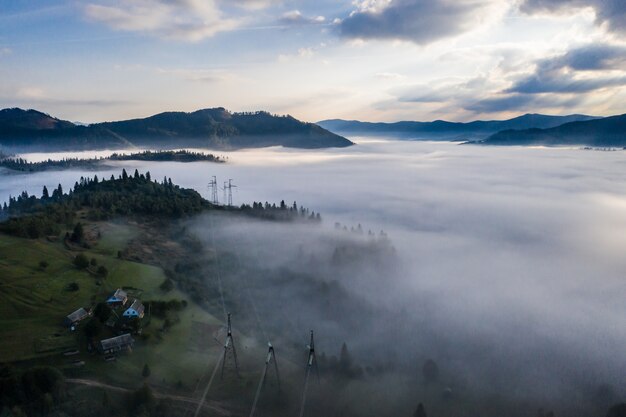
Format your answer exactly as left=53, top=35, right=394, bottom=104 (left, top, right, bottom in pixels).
left=106, top=288, right=128, bottom=306
left=98, top=333, right=134, bottom=354
left=123, top=299, right=145, bottom=319
left=64, top=307, right=91, bottom=328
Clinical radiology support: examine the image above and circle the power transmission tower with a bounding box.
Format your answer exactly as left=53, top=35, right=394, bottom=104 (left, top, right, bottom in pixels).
left=299, top=330, right=319, bottom=417
left=266, top=342, right=280, bottom=388
left=221, top=313, right=240, bottom=379
left=225, top=179, right=236, bottom=206
left=207, top=176, right=219, bottom=205
left=249, top=342, right=281, bottom=417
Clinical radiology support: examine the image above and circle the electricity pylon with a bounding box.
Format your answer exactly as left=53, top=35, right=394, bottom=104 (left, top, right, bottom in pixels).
left=221, top=313, right=240, bottom=379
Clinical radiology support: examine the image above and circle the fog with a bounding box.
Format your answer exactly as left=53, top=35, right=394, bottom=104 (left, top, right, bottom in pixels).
left=1, top=139, right=625, bottom=415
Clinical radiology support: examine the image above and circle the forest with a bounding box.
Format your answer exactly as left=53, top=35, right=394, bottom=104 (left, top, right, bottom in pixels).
left=0, top=150, right=223, bottom=172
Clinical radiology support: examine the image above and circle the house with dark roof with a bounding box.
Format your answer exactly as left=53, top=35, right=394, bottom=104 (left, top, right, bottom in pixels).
left=123, top=299, right=145, bottom=319
left=64, top=307, right=91, bottom=327
left=98, top=334, right=134, bottom=354
left=106, top=288, right=128, bottom=306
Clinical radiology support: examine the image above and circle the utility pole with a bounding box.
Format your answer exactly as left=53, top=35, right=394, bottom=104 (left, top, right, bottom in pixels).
left=221, top=313, right=240, bottom=379
left=208, top=176, right=219, bottom=205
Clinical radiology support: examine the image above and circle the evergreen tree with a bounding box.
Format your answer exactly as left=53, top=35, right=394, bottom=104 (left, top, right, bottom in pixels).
left=134, top=169, right=140, bottom=179
left=42, top=186, right=49, bottom=199
left=71, top=222, right=84, bottom=243
left=339, top=342, right=353, bottom=373
left=122, top=169, right=128, bottom=180
left=423, top=359, right=439, bottom=385
left=414, top=403, right=427, bottom=417
left=142, top=364, right=151, bottom=378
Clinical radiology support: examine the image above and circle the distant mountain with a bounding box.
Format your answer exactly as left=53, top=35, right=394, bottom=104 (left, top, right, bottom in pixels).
left=318, top=114, right=599, bottom=141
left=475, top=114, right=626, bottom=147
left=0, top=108, right=353, bottom=151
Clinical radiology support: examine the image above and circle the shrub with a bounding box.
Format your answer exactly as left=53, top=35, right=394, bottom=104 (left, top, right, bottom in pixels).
left=97, top=265, right=108, bottom=278
left=67, top=282, right=79, bottom=292
left=73, top=254, right=89, bottom=269
left=159, top=278, right=174, bottom=292
left=142, top=364, right=151, bottom=378
left=39, top=260, right=49, bottom=269
left=90, top=258, right=97, bottom=266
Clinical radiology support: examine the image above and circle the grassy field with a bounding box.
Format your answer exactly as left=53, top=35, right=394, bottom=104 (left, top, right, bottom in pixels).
left=0, top=220, right=228, bottom=393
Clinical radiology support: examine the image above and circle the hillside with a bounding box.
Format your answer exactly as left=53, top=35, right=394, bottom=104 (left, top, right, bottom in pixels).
left=476, top=114, right=626, bottom=147
left=0, top=107, right=353, bottom=151
left=318, top=113, right=598, bottom=141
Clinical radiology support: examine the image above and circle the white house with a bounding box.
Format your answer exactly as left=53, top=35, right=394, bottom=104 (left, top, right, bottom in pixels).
left=106, top=288, right=128, bottom=306
left=123, top=299, right=145, bottom=319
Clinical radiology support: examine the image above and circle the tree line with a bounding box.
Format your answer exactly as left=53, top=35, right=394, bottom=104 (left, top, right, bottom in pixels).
left=0, top=150, right=223, bottom=172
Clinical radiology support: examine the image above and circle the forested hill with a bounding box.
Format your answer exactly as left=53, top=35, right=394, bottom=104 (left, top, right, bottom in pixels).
left=318, top=113, right=598, bottom=141
left=0, top=108, right=353, bottom=151
left=0, top=170, right=322, bottom=238
left=475, top=114, right=626, bottom=147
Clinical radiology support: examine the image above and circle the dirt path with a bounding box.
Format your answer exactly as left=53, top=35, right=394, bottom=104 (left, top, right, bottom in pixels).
left=66, top=378, right=232, bottom=416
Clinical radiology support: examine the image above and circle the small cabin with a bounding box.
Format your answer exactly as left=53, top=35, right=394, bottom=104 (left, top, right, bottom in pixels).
left=98, top=334, right=134, bottom=354
left=106, top=288, right=128, bottom=306
left=123, top=299, right=145, bottom=319
left=64, top=307, right=91, bottom=328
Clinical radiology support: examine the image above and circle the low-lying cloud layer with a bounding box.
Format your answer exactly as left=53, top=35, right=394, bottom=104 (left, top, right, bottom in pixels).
left=1, top=140, right=625, bottom=414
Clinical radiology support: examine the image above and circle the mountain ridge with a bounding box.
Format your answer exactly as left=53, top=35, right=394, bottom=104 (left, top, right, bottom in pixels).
left=317, top=113, right=600, bottom=141
left=475, top=114, right=626, bottom=147
left=0, top=107, right=353, bottom=151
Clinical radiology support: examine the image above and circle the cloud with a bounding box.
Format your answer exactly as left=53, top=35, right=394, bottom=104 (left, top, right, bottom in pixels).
left=375, top=72, right=406, bottom=81
left=156, top=67, right=238, bottom=83
left=4, top=142, right=626, bottom=416
left=519, top=0, right=626, bottom=34
left=84, top=0, right=239, bottom=41
left=279, top=10, right=326, bottom=25
left=338, top=0, right=498, bottom=44
left=0, top=47, right=11, bottom=57
left=465, top=92, right=582, bottom=113
left=225, top=0, right=283, bottom=10
left=506, top=44, right=626, bottom=94
left=277, top=47, right=316, bottom=62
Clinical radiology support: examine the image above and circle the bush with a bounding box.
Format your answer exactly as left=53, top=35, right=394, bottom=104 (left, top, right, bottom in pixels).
left=39, top=260, right=49, bottom=269
left=97, top=265, right=108, bottom=278
left=84, top=318, right=102, bottom=339
left=159, top=278, right=174, bottom=292
left=93, top=302, right=111, bottom=323
left=67, top=282, right=79, bottom=292
left=73, top=254, right=89, bottom=269
left=142, top=364, right=151, bottom=378
left=90, top=258, right=97, bottom=266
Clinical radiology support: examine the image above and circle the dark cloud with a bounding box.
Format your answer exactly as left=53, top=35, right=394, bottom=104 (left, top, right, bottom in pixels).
left=556, top=44, right=626, bottom=71
left=520, top=0, right=626, bottom=34
left=506, top=44, right=626, bottom=94
left=465, top=93, right=582, bottom=113
left=339, top=0, right=491, bottom=44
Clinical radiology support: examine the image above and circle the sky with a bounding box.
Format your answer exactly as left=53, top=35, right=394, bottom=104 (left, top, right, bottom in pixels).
left=0, top=0, right=625, bottom=123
